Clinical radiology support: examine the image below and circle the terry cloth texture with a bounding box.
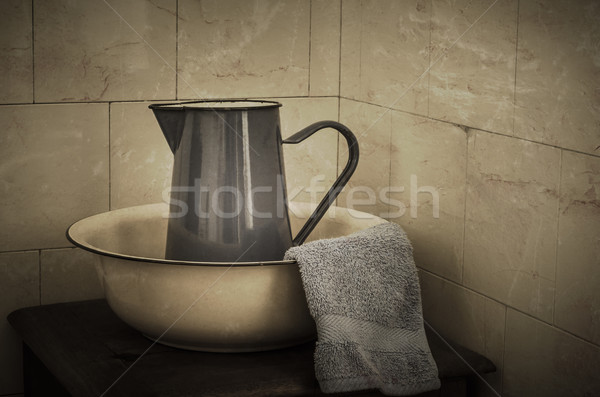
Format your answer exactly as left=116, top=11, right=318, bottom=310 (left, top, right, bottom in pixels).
left=284, top=222, right=440, bottom=396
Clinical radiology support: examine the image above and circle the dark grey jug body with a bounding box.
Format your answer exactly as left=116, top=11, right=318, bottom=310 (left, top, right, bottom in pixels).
left=162, top=103, right=290, bottom=261
left=150, top=100, right=359, bottom=263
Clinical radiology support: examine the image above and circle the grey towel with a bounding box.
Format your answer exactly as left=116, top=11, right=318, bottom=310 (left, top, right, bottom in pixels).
left=284, top=222, right=440, bottom=396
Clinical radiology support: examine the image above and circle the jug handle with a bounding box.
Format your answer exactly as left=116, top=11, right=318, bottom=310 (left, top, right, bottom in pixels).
left=282, top=120, right=359, bottom=246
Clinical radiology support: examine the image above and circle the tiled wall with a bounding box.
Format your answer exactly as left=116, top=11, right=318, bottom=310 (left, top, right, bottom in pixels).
left=0, top=1, right=598, bottom=396
left=336, top=1, right=600, bottom=396
left=0, top=0, right=338, bottom=394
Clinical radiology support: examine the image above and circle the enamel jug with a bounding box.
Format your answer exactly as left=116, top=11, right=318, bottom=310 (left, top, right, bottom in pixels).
left=149, top=100, right=359, bottom=262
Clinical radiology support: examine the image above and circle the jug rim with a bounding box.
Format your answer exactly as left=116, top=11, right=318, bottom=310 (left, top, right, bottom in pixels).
left=149, top=99, right=282, bottom=111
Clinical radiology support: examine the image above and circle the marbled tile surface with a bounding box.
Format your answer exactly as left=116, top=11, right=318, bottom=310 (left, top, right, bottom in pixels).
left=277, top=97, right=339, bottom=205
left=463, top=131, right=560, bottom=322
left=339, top=0, right=361, bottom=102
left=429, top=0, right=517, bottom=134
left=0, top=251, right=39, bottom=395
left=503, top=309, right=600, bottom=397
left=0, top=0, right=33, bottom=104
left=340, top=0, right=430, bottom=114
left=338, top=99, right=391, bottom=217
left=555, top=151, right=600, bottom=345
left=40, top=248, right=103, bottom=305
left=0, top=104, right=109, bottom=251
left=515, top=0, right=600, bottom=155
left=34, top=0, right=176, bottom=102
left=178, top=0, right=310, bottom=99
left=390, top=111, right=466, bottom=282
left=309, top=0, right=341, bottom=96
left=110, top=102, right=174, bottom=209
left=419, top=270, right=505, bottom=397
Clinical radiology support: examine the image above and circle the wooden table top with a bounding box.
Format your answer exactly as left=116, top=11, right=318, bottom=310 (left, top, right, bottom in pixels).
left=8, top=299, right=494, bottom=397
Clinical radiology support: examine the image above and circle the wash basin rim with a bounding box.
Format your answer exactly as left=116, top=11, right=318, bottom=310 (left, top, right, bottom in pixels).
left=67, top=202, right=386, bottom=268
left=66, top=203, right=297, bottom=267
left=67, top=239, right=298, bottom=268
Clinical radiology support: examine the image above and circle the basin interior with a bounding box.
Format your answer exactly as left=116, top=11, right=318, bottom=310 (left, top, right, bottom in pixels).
left=69, top=202, right=387, bottom=263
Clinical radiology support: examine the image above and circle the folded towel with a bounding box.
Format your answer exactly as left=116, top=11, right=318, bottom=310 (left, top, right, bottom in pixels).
left=284, top=222, right=440, bottom=396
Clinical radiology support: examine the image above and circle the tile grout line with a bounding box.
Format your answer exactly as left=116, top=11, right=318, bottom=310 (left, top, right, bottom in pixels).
left=31, top=0, right=35, bottom=104
left=335, top=97, right=341, bottom=206
left=307, top=0, right=312, bottom=96
left=511, top=0, right=520, bottom=137
left=0, top=248, right=51, bottom=255
left=424, top=320, right=502, bottom=397
left=506, top=305, right=600, bottom=349
left=420, top=268, right=600, bottom=350
left=0, top=95, right=342, bottom=107
left=460, top=128, right=470, bottom=284
left=502, top=2, right=518, bottom=389
left=358, top=0, right=363, bottom=100
left=335, top=0, right=342, bottom=201
left=340, top=0, right=500, bottom=157
left=336, top=95, right=341, bottom=172
left=335, top=96, right=600, bottom=160
left=552, top=149, right=563, bottom=325
left=426, top=0, right=432, bottom=118
left=108, top=103, right=112, bottom=210
left=337, top=0, right=342, bottom=100
left=386, top=112, right=392, bottom=218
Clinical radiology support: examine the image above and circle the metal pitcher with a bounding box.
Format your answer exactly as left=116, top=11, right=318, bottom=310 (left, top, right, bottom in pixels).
left=149, top=100, right=359, bottom=262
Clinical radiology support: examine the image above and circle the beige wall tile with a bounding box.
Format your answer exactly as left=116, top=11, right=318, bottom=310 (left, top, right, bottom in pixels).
left=337, top=99, right=391, bottom=217
left=390, top=112, right=466, bottom=282
left=40, top=248, right=104, bottom=305
left=503, top=308, right=600, bottom=397
left=0, top=251, right=39, bottom=395
left=277, top=97, right=339, bottom=205
left=340, top=0, right=429, bottom=114
left=309, top=0, right=340, bottom=96
left=0, top=104, right=109, bottom=251
left=339, top=0, right=361, bottom=100
left=514, top=0, right=600, bottom=155
left=419, top=271, right=505, bottom=396
left=555, top=151, right=600, bottom=345
left=178, top=0, right=310, bottom=99
left=110, top=102, right=173, bottom=209
left=464, top=131, right=560, bottom=322
left=34, top=0, right=176, bottom=102
left=429, top=0, right=517, bottom=134
left=0, top=1, right=32, bottom=104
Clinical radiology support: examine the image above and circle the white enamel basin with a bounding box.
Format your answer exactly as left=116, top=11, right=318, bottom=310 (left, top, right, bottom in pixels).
left=67, top=202, right=387, bottom=352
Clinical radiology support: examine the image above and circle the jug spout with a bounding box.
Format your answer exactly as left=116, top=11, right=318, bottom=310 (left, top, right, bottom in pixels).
left=149, top=105, right=185, bottom=154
